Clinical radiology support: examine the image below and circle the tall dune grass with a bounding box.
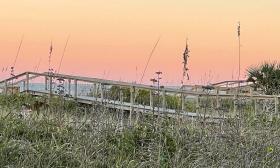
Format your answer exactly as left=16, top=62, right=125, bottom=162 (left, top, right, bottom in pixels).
left=0, top=94, right=280, bottom=167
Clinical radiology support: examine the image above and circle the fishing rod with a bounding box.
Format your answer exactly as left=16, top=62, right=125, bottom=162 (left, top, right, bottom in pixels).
left=56, top=35, right=70, bottom=95
left=8, top=35, right=24, bottom=94
left=57, top=35, right=70, bottom=74
left=133, top=36, right=161, bottom=102
left=139, top=36, right=161, bottom=84
left=34, top=57, right=41, bottom=73
left=11, top=35, right=24, bottom=77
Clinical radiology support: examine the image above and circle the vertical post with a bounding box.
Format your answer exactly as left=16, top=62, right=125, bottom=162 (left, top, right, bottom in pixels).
left=49, top=76, right=53, bottom=97
left=93, top=83, right=98, bottom=98
left=45, top=76, right=48, bottom=90
left=100, top=84, right=104, bottom=103
left=233, top=94, right=237, bottom=116
left=130, top=86, right=135, bottom=125
left=26, top=72, right=29, bottom=93
left=181, top=93, right=185, bottom=122
left=23, top=81, right=26, bottom=92
left=74, top=79, right=77, bottom=99
left=216, top=88, right=220, bottom=109
left=4, top=80, right=7, bottom=95
left=250, top=88, right=253, bottom=113
left=120, top=90, right=124, bottom=128
left=162, top=90, right=166, bottom=112
left=196, top=96, right=200, bottom=117
left=68, top=79, right=71, bottom=95
left=150, top=89, right=153, bottom=108
left=254, top=98, right=257, bottom=116
left=275, top=96, right=278, bottom=117
left=181, top=93, right=185, bottom=112
left=91, top=83, right=95, bottom=97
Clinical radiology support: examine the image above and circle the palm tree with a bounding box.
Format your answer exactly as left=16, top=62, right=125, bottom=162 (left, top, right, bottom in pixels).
left=247, top=62, right=280, bottom=95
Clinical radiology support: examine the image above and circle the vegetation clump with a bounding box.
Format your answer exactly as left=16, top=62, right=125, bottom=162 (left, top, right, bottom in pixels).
left=247, top=62, right=280, bottom=94
left=0, top=94, right=280, bottom=167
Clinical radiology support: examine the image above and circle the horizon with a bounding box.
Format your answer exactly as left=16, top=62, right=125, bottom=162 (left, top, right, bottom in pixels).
left=1, top=1, right=280, bottom=85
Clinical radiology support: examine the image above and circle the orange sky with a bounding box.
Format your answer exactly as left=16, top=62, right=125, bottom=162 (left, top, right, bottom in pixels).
left=1, top=0, right=280, bottom=85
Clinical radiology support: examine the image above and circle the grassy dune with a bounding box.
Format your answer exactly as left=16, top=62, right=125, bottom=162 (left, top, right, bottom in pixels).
left=0, top=94, right=280, bottom=167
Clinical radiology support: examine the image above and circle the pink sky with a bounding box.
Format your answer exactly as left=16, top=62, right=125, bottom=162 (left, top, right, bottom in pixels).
left=1, top=1, right=280, bottom=85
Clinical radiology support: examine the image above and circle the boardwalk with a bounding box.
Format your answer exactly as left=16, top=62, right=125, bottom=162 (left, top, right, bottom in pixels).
left=0, top=71, right=279, bottom=119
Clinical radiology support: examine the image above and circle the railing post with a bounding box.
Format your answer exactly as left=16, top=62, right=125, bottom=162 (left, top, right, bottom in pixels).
left=150, top=90, right=153, bottom=108
left=4, top=80, right=8, bottom=95
left=216, top=88, right=220, bottom=109
left=254, top=98, right=257, bottom=116
left=74, top=79, right=78, bottom=99
left=23, top=81, right=26, bottom=92
left=49, top=76, right=53, bottom=97
left=275, top=96, right=278, bottom=117
left=196, top=96, right=200, bottom=115
left=100, top=84, right=104, bottom=103
left=162, top=89, right=166, bottom=112
left=233, top=94, right=237, bottom=116
left=26, top=72, right=29, bottom=93
left=181, top=93, right=185, bottom=112
left=93, top=83, right=97, bottom=98
left=250, top=88, right=253, bottom=113
left=68, top=79, right=71, bottom=95
left=45, top=76, right=48, bottom=90
left=120, top=90, right=124, bottom=128
left=129, top=86, right=135, bottom=125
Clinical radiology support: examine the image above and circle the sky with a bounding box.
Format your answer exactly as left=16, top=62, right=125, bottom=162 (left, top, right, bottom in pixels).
left=0, top=0, right=280, bottom=85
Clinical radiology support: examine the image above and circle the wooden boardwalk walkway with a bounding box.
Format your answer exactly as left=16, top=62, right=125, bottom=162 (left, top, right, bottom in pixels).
left=0, top=71, right=279, bottom=119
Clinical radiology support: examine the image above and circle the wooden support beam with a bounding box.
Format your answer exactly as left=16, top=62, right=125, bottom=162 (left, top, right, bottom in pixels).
left=196, top=96, right=199, bottom=113
left=254, top=98, right=257, bottom=116
left=130, top=86, right=135, bottom=125
left=120, top=90, right=124, bottom=128
left=74, top=79, right=78, bottom=99
left=45, top=76, right=48, bottom=90
left=49, top=76, right=53, bottom=97
left=68, top=79, right=71, bottom=95
left=93, top=83, right=98, bottom=98
left=100, top=84, right=104, bottom=103
left=181, top=93, right=185, bottom=112
left=162, top=90, right=166, bottom=111
left=216, top=88, right=220, bottom=109
left=26, top=72, right=29, bottom=93
left=23, top=81, right=26, bottom=92
left=275, top=96, right=278, bottom=116
left=150, top=90, right=153, bottom=108
left=4, top=80, right=7, bottom=95
left=233, top=94, right=237, bottom=116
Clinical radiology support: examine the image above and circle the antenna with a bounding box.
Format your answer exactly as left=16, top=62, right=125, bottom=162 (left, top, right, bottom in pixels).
left=139, top=36, right=161, bottom=84
left=57, top=35, right=70, bottom=74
